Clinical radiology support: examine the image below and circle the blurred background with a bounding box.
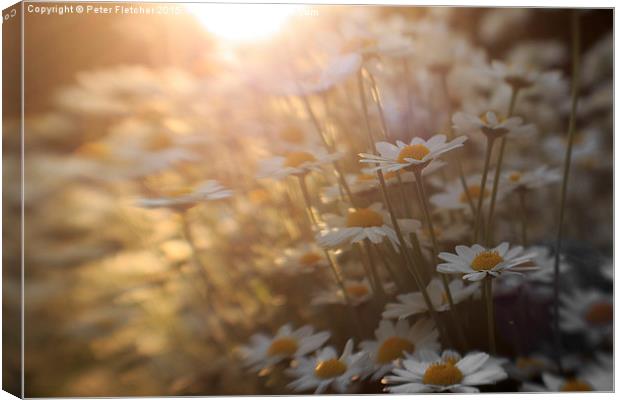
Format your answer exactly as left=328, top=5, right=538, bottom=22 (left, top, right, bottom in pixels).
left=2, top=4, right=613, bottom=396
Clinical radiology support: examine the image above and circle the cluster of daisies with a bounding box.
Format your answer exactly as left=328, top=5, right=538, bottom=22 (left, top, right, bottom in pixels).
left=125, top=8, right=612, bottom=395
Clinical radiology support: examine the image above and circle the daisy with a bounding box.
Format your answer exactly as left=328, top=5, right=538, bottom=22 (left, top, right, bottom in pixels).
left=502, top=166, right=561, bottom=192
left=505, top=354, right=557, bottom=382
left=437, top=243, right=537, bottom=281
left=452, top=110, right=536, bottom=141
left=316, top=202, right=421, bottom=250
left=487, top=60, right=539, bottom=90
left=383, top=278, right=479, bottom=320
left=430, top=176, right=496, bottom=213
left=495, top=246, right=568, bottom=294
left=560, top=288, right=612, bottom=345
left=321, top=169, right=416, bottom=203
left=522, top=356, right=613, bottom=392
left=275, top=243, right=328, bottom=275
left=360, top=319, right=440, bottom=380
left=359, top=134, right=467, bottom=173
left=136, top=180, right=232, bottom=211
left=240, top=324, right=330, bottom=373
left=257, top=149, right=341, bottom=180
left=287, top=339, right=368, bottom=394
left=311, top=278, right=395, bottom=307
left=382, top=350, right=507, bottom=393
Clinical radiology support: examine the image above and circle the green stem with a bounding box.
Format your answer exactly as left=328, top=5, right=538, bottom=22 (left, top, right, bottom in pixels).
left=484, top=87, right=520, bottom=246
left=357, top=68, right=446, bottom=340
left=300, top=93, right=357, bottom=207
left=364, top=239, right=386, bottom=301
left=297, top=176, right=355, bottom=309
left=484, top=277, right=497, bottom=354
left=518, top=189, right=528, bottom=246
left=553, top=11, right=581, bottom=372
left=474, top=137, right=495, bottom=243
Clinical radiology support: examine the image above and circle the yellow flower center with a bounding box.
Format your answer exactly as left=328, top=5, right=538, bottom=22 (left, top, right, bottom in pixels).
left=340, top=37, right=377, bottom=54
left=376, top=336, right=415, bottom=364
left=299, top=252, right=322, bottom=267
left=345, top=283, right=370, bottom=298
left=284, top=151, right=316, bottom=168
left=479, top=111, right=506, bottom=125
left=280, top=126, right=305, bottom=143
left=346, top=208, right=384, bottom=227
left=471, top=251, right=504, bottom=271
left=397, top=144, right=430, bottom=163
left=560, top=379, right=592, bottom=392
left=161, top=186, right=194, bottom=197
left=515, top=357, right=547, bottom=370
left=76, top=142, right=110, bottom=159
left=443, top=356, right=460, bottom=366
left=584, top=302, right=613, bottom=325
left=248, top=188, right=270, bottom=204
left=267, top=337, right=298, bottom=357
left=146, top=133, right=174, bottom=151
left=459, top=185, right=490, bottom=204
left=422, top=363, right=464, bottom=386
left=509, top=172, right=522, bottom=183
left=314, top=358, right=347, bottom=379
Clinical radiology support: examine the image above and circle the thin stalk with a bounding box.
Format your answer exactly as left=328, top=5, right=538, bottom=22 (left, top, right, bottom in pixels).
left=413, top=170, right=456, bottom=311
left=358, top=67, right=446, bottom=339
left=363, top=240, right=386, bottom=300
left=474, top=137, right=495, bottom=242
left=376, top=245, right=408, bottom=292
left=553, top=11, right=581, bottom=372
left=299, top=94, right=357, bottom=206
left=298, top=175, right=318, bottom=226
left=485, top=87, right=520, bottom=245
left=484, top=277, right=497, bottom=354
left=368, top=72, right=390, bottom=140
left=517, top=189, right=528, bottom=246
left=296, top=175, right=356, bottom=309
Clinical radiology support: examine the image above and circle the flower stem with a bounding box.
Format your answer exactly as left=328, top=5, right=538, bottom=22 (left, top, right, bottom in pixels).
left=553, top=11, right=581, bottom=372
left=518, top=189, right=528, bottom=246
left=474, top=137, right=495, bottom=242
left=358, top=67, right=446, bottom=341
left=296, top=176, right=355, bottom=309
left=484, top=87, right=520, bottom=246
left=484, top=277, right=497, bottom=354
left=299, top=94, right=357, bottom=207
left=364, top=239, right=387, bottom=301
left=414, top=169, right=468, bottom=349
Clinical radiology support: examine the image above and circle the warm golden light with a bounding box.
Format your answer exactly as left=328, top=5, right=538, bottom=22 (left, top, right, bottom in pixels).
left=185, top=4, right=303, bottom=43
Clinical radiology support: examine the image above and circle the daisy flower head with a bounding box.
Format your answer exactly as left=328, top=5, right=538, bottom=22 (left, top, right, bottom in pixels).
left=275, top=242, right=328, bottom=275
left=522, top=360, right=613, bottom=392
left=312, top=278, right=395, bottom=307
left=560, top=288, right=612, bottom=345
left=487, top=60, right=539, bottom=91
left=360, top=318, right=440, bottom=380
left=437, top=242, right=537, bottom=281
left=240, top=324, right=330, bottom=373
left=287, top=339, right=369, bottom=394
left=502, top=165, right=561, bottom=192
left=382, top=350, right=507, bottom=393
left=257, top=149, right=341, bottom=180
left=383, top=278, right=479, bottom=320
left=136, top=180, right=232, bottom=211
left=316, top=202, right=421, bottom=251
left=359, top=134, right=467, bottom=174
left=430, top=175, right=496, bottom=213
left=495, top=246, right=568, bottom=295
left=506, top=354, right=557, bottom=382
left=452, top=110, right=536, bottom=141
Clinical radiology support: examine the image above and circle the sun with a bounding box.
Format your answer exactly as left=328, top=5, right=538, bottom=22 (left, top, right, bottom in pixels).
left=185, top=3, right=303, bottom=43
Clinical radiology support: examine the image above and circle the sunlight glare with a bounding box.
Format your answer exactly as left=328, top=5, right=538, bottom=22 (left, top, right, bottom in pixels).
left=186, top=4, right=303, bottom=43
